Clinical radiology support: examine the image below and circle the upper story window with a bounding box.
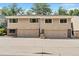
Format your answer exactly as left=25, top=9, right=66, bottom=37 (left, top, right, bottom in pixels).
left=60, top=19, right=67, bottom=23
left=45, top=19, right=52, bottom=23
left=9, top=19, right=18, bottom=23
left=30, top=18, right=38, bottom=23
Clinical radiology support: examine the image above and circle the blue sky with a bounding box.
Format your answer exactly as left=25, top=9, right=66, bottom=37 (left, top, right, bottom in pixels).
left=0, top=3, right=79, bottom=11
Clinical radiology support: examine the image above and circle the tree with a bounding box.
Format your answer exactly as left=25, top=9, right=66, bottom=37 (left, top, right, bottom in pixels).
left=53, top=11, right=58, bottom=15
left=2, top=3, right=24, bottom=16
left=31, top=3, right=52, bottom=15
left=2, top=7, right=11, bottom=16
left=68, top=9, right=79, bottom=16
left=26, top=10, right=35, bottom=15
left=58, top=7, right=67, bottom=15
left=73, top=9, right=79, bottom=16
left=69, top=10, right=74, bottom=16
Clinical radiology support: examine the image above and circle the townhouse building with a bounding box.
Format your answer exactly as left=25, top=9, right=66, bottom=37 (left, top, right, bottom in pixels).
left=6, top=16, right=73, bottom=39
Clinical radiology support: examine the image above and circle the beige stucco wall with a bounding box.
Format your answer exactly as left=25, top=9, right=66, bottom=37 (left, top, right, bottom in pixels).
left=72, top=16, right=79, bottom=30
left=39, top=18, right=71, bottom=38
left=40, top=18, right=71, bottom=30
left=71, top=16, right=79, bottom=38
left=6, top=16, right=72, bottom=38
left=7, top=16, right=71, bottom=30
left=7, top=18, right=39, bottom=29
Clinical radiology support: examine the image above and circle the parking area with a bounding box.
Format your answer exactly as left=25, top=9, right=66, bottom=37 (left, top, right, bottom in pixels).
left=0, top=37, right=79, bottom=56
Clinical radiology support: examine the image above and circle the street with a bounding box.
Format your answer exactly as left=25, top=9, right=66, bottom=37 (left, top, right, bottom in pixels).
left=0, top=37, right=79, bottom=56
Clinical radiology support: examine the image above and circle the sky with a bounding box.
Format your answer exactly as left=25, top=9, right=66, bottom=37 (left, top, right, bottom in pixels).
left=0, top=3, right=79, bottom=12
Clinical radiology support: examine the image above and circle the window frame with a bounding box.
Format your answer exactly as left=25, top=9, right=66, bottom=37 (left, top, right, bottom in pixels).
left=30, top=18, right=38, bottom=23
left=45, top=19, right=52, bottom=23
left=9, top=29, right=16, bottom=33
left=9, top=18, right=18, bottom=23
left=60, top=18, right=67, bottom=23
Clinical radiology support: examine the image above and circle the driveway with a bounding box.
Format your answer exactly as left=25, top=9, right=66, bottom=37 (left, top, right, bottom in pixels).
left=0, top=37, right=79, bottom=56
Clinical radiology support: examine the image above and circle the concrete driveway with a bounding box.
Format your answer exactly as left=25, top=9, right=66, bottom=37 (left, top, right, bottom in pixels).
left=0, top=37, right=79, bottom=56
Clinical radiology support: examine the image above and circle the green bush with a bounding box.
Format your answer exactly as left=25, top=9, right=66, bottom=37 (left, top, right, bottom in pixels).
left=0, top=28, right=6, bottom=36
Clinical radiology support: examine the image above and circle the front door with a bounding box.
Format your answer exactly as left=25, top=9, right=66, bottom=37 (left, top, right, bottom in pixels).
left=40, top=29, right=45, bottom=38
left=67, top=29, right=71, bottom=38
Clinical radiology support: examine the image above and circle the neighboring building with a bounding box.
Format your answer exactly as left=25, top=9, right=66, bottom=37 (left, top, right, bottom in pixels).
left=71, top=16, right=79, bottom=38
left=6, top=16, right=72, bottom=39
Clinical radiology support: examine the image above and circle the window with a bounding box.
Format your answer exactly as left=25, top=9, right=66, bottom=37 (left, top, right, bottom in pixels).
left=45, top=19, right=52, bottom=23
left=9, top=19, right=18, bottom=23
left=30, top=18, right=38, bottom=23
left=60, top=19, right=67, bottom=23
left=9, top=29, right=16, bottom=33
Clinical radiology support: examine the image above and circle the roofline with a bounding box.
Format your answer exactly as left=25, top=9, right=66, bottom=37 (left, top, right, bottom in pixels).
left=5, top=16, right=73, bottom=19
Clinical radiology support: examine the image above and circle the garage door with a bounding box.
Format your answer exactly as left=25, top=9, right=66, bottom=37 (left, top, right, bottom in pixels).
left=44, top=30, right=67, bottom=39
left=17, top=29, right=39, bottom=37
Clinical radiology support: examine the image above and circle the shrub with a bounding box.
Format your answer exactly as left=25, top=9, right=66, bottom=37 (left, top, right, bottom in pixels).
left=0, top=28, right=6, bottom=36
